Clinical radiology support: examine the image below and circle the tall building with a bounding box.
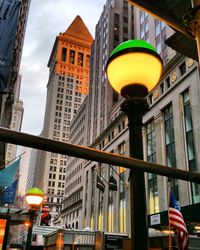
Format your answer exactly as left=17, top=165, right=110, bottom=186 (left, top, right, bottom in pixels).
left=60, top=0, right=200, bottom=237
left=26, top=148, right=39, bottom=190
left=35, top=16, right=93, bottom=222
left=27, top=0, right=200, bottom=239
left=59, top=98, right=88, bottom=228
left=5, top=75, right=24, bottom=163
left=80, top=54, right=200, bottom=236
left=87, top=0, right=134, bottom=145
left=143, top=55, right=200, bottom=214
left=17, top=147, right=30, bottom=195
left=86, top=1, right=175, bottom=147
left=60, top=0, right=135, bottom=230
left=0, top=0, right=31, bottom=164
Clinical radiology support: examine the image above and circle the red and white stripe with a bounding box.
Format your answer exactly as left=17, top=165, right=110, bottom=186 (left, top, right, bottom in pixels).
left=169, top=207, right=189, bottom=250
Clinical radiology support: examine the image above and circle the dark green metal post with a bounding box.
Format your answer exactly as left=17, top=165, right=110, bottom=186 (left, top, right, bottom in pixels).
left=121, top=98, right=148, bottom=250
left=26, top=210, right=35, bottom=250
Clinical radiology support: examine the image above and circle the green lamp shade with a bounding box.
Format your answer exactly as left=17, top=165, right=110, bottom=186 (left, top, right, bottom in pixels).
left=26, top=187, right=44, bottom=207
left=106, top=40, right=163, bottom=97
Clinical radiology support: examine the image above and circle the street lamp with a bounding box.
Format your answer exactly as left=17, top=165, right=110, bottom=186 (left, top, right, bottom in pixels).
left=106, top=40, right=163, bottom=250
left=25, top=187, right=44, bottom=250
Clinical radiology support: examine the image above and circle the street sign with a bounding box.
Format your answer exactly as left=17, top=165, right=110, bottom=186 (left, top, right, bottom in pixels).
left=128, top=0, right=194, bottom=38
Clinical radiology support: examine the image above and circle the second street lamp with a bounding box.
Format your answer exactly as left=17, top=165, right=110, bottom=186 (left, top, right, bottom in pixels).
left=25, top=187, right=44, bottom=250
left=106, top=40, right=163, bottom=250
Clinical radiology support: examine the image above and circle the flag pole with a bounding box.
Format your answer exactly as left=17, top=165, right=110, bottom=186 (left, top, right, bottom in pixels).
left=167, top=181, right=173, bottom=250
left=0, top=151, right=25, bottom=169
left=95, top=169, right=109, bottom=186
left=168, top=185, right=189, bottom=250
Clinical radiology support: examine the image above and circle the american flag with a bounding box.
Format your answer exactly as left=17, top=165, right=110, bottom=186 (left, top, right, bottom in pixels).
left=169, top=191, right=189, bottom=250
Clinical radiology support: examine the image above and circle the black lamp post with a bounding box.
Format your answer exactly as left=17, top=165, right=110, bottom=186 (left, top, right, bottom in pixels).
left=106, top=40, right=163, bottom=250
left=25, top=187, right=44, bottom=250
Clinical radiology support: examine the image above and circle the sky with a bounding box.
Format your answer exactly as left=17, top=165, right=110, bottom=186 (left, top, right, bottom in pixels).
left=19, top=0, right=105, bottom=135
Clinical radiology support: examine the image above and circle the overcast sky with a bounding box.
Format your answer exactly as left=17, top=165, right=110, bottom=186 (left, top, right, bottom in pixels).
left=19, top=0, right=105, bottom=135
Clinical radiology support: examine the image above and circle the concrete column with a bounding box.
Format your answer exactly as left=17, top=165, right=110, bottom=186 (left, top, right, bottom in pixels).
left=154, top=112, right=168, bottom=211
left=173, top=95, right=190, bottom=205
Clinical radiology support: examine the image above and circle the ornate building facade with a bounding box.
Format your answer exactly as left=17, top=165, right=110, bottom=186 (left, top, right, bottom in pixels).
left=34, top=16, right=93, bottom=223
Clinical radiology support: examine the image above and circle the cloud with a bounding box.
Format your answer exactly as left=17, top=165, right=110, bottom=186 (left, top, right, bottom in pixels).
left=20, top=0, right=105, bottom=135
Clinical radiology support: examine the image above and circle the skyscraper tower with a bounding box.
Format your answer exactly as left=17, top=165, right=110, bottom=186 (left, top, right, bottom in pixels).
left=0, top=0, right=31, bottom=165
left=36, top=16, right=93, bottom=222
left=87, top=0, right=135, bottom=146
left=67, top=0, right=177, bottom=233
left=80, top=1, right=199, bottom=237
left=60, top=0, right=135, bottom=230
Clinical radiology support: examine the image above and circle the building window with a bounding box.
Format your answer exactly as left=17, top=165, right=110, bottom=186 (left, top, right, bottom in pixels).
left=113, top=13, right=120, bottom=48
left=113, top=90, right=119, bottom=105
left=108, top=167, right=115, bottom=232
left=123, top=16, right=128, bottom=23
left=98, top=165, right=104, bottom=231
left=164, top=104, right=179, bottom=199
left=160, top=82, right=164, bottom=94
left=182, top=90, right=196, bottom=171
left=86, top=55, right=90, bottom=67
left=182, top=89, right=199, bottom=203
left=164, top=104, right=176, bottom=167
left=77, top=52, right=84, bottom=66
left=147, top=120, right=156, bottom=163
left=98, top=191, right=104, bottom=230
left=69, top=50, right=75, bottom=64
left=148, top=93, right=153, bottom=105
left=165, top=77, right=170, bottom=89
left=146, top=120, right=159, bottom=214
left=119, top=167, right=126, bottom=233
left=140, top=10, right=149, bottom=41
left=192, top=183, right=200, bottom=203
left=118, top=142, right=125, bottom=155
left=122, top=120, right=125, bottom=130
left=179, top=61, right=186, bottom=76
left=61, top=47, right=67, bottom=62
left=90, top=167, right=95, bottom=229
left=155, top=19, right=167, bottom=61
left=83, top=170, right=89, bottom=228
left=140, top=11, right=145, bottom=23
left=108, top=189, right=114, bottom=232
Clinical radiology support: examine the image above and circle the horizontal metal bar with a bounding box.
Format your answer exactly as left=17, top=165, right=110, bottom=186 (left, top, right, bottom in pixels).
left=0, top=127, right=200, bottom=183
